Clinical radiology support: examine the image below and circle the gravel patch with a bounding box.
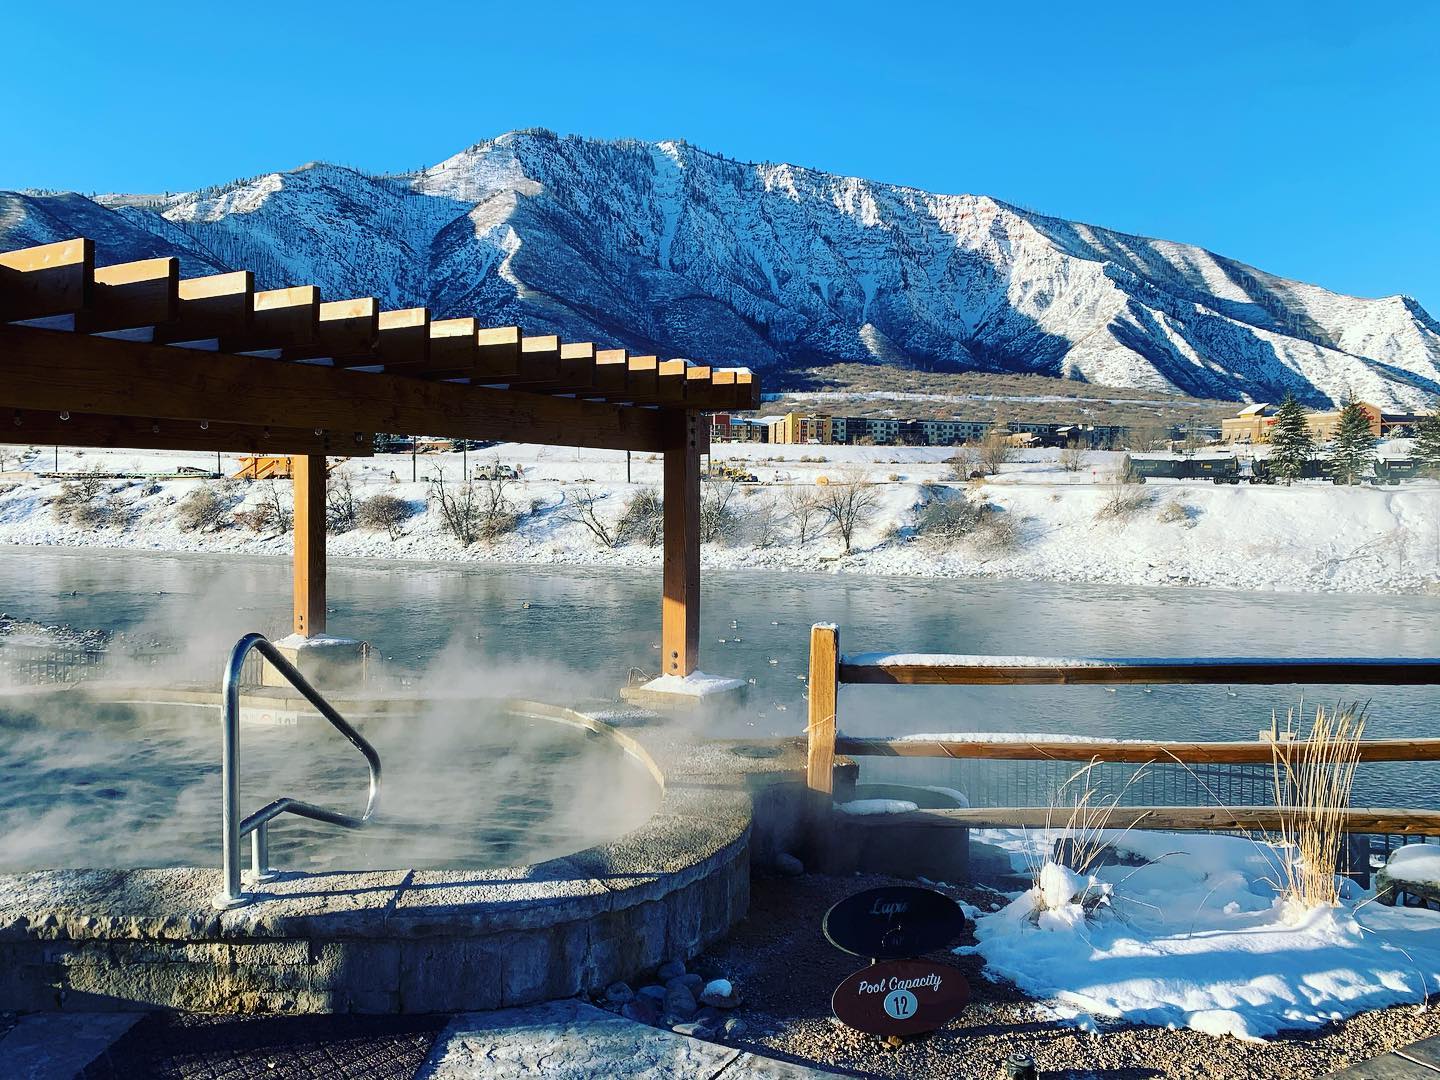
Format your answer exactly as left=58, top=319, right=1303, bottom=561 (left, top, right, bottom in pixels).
left=655, top=871, right=1440, bottom=1079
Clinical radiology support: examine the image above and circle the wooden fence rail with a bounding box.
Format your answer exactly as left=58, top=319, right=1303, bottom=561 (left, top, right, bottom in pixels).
left=805, top=623, right=1440, bottom=836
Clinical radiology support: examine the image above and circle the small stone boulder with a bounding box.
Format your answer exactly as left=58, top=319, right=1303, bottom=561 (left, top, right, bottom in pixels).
left=664, top=985, right=698, bottom=1018
left=672, top=1020, right=718, bottom=1040
left=637, top=984, right=668, bottom=1003
left=657, top=959, right=687, bottom=980
left=722, top=1017, right=747, bottom=1038
left=666, top=973, right=703, bottom=992
left=774, top=852, right=805, bottom=876
left=699, top=978, right=742, bottom=1009
left=603, top=981, right=634, bottom=1006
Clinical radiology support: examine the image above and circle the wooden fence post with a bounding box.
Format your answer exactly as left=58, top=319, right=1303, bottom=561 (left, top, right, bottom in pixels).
left=807, top=623, right=840, bottom=822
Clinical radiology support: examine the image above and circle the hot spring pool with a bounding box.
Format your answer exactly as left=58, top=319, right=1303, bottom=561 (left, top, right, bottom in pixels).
left=0, top=693, right=663, bottom=874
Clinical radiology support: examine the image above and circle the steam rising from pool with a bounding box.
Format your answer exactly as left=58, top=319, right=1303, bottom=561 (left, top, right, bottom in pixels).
left=0, top=628, right=664, bottom=874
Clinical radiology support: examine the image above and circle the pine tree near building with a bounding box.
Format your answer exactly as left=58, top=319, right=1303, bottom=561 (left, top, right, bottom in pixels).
left=1331, top=401, right=1377, bottom=485
left=1268, top=393, right=1315, bottom=484
left=1415, top=412, right=1440, bottom=477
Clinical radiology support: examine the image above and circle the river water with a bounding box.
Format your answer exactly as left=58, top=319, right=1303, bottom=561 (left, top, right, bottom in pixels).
left=3, top=545, right=1439, bottom=820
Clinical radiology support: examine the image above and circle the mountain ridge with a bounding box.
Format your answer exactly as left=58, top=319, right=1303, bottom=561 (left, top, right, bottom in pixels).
left=2, top=129, right=1436, bottom=410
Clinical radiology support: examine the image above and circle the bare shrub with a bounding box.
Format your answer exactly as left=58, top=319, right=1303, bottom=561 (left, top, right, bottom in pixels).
left=978, top=431, right=1015, bottom=476
left=236, top=481, right=292, bottom=534
left=745, top=495, right=783, bottom=549
left=1157, top=499, right=1192, bottom=525
left=618, top=487, right=664, bottom=547
left=102, top=493, right=133, bottom=530
left=782, top=486, right=824, bottom=545
left=817, top=469, right=881, bottom=553
left=913, top=486, right=985, bottom=550
left=177, top=482, right=235, bottom=532
left=356, top=493, right=413, bottom=539
left=326, top=468, right=358, bottom=534
left=1059, top=444, right=1087, bottom=472
left=49, top=466, right=107, bottom=524
left=914, top=486, right=1022, bottom=553
left=1269, top=704, right=1365, bottom=909
left=700, top=478, right=741, bottom=544
left=429, top=468, right=517, bottom=546
left=974, top=511, right=1022, bottom=553
left=558, top=486, right=622, bottom=549
left=945, top=448, right=978, bottom=481
left=1097, top=479, right=1153, bottom=521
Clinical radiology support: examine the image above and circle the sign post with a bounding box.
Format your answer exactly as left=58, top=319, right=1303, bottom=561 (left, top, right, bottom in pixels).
left=824, top=885, right=970, bottom=1041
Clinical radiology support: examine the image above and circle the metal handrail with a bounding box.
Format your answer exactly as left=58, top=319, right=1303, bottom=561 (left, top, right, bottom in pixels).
left=214, top=632, right=382, bottom=909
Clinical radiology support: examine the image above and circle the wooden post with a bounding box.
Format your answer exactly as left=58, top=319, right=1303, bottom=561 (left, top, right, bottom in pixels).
left=661, top=411, right=701, bottom=676
left=806, top=623, right=840, bottom=860
left=292, top=454, right=326, bottom=638
left=807, top=623, right=840, bottom=798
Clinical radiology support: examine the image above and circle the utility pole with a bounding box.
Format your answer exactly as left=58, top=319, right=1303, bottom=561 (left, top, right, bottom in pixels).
left=626, top=450, right=632, bottom=484
left=412, top=437, right=417, bottom=483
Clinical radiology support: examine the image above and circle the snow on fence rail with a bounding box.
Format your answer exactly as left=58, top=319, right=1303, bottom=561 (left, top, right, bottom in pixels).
left=805, top=623, right=1440, bottom=836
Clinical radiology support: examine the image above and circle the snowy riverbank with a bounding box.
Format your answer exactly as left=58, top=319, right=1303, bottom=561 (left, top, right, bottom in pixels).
left=0, top=442, right=1436, bottom=595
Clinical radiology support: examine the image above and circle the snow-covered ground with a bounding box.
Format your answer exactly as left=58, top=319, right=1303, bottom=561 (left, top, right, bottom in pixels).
left=0, top=441, right=1437, bottom=594
left=968, top=829, right=1440, bottom=1041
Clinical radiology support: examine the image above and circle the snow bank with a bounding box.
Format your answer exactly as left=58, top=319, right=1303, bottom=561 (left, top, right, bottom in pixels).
left=1, top=443, right=1437, bottom=595
left=971, top=829, right=1440, bottom=1040
left=1383, top=843, right=1440, bottom=889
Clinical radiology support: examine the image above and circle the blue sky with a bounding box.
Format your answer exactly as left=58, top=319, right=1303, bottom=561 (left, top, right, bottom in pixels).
left=2, top=1, right=1436, bottom=311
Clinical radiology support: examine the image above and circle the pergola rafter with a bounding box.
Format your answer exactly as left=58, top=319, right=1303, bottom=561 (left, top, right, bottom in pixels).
left=0, top=237, right=757, bottom=678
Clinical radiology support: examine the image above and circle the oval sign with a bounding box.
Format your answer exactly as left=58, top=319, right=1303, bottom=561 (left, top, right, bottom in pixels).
left=831, top=959, right=970, bottom=1037
left=823, top=886, right=966, bottom=959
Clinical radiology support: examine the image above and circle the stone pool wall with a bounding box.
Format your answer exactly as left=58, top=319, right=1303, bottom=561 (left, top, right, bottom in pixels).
left=0, top=698, right=762, bottom=1015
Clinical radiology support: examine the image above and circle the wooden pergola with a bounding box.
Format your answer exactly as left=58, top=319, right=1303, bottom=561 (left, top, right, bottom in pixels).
left=0, top=238, right=761, bottom=677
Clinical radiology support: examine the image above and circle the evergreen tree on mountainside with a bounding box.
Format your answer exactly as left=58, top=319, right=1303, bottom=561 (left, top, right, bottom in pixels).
left=1331, top=401, right=1377, bottom=484
left=1415, top=412, right=1440, bottom=477
left=1267, top=394, right=1315, bottom=484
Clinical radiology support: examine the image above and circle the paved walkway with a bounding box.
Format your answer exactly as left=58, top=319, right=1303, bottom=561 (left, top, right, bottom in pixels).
left=0, top=1003, right=837, bottom=1079
left=418, top=1000, right=836, bottom=1079
left=1326, top=1035, right=1440, bottom=1078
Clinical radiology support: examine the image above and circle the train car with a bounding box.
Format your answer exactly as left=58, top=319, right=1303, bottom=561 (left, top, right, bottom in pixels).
left=1373, top=457, right=1422, bottom=485
left=1128, top=455, right=1189, bottom=481
left=1250, top=457, right=1334, bottom=484
left=1191, top=457, right=1242, bottom=484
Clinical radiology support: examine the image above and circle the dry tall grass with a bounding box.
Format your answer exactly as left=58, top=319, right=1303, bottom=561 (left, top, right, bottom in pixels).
left=1269, top=703, right=1366, bottom=908
left=1025, top=758, right=1151, bottom=915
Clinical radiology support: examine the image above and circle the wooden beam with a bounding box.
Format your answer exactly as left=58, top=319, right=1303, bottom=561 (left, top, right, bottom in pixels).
left=594, top=349, right=629, bottom=394
left=506, top=334, right=561, bottom=386
left=837, top=654, right=1440, bottom=686
left=285, top=297, right=379, bottom=363
left=661, top=409, right=701, bottom=676
left=343, top=306, right=430, bottom=370
left=0, top=324, right=666, bottom=452
left=292, top=454, right=327, bottom=637
left=834, top=734, right=1440, bottom=766
left=155, top=270, right=255, bottom=344
left=628, top=355, right=659, bottom=399
left=847, top=804, right=1440, bottom=836
left=1, top=411, right=370, bottom=456
left=424, top=317, right=480, bottom=377
left=79, top=257, right=179, bottom=334
left=0, top=238, right=93, bottom=321
left=475, top=326, right=522, bottom=380
left=221, top=285, right=320, bottom=353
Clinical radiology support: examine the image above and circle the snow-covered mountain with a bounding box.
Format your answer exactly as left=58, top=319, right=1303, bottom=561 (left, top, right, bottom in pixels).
left=3, top=130, right=1437, bottom=409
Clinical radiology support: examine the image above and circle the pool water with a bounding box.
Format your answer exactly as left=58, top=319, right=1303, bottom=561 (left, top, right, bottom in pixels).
left=0, top=696, right=661, bottom=874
